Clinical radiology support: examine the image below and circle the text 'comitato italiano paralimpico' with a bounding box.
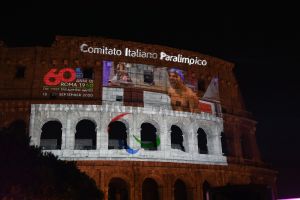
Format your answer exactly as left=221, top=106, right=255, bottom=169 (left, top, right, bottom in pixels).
left=80, top=43, right=207, bottom=66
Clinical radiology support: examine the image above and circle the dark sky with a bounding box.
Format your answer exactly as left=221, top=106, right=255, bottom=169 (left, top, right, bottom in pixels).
left=1, top=2, right=299, bottom=198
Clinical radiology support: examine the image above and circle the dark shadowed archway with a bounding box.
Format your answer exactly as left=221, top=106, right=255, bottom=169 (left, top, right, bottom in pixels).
left=142, top=178, right=159, bottom=200
left=174, top=179, right=188, bottom=200
left=40, top=121, right=62, bottom=149
left=197, top=128, right=208, bottom=154
left=108, top=121, right=128, bottom=149
left=108, top=178, right=129, bottom=200
left=171, top=125, right=185, bottom=152
left=75, top=119, right=96, bottom=150
left=221, top=131, right=228, bottom=156
left=140, top=123, right=158, bottom=150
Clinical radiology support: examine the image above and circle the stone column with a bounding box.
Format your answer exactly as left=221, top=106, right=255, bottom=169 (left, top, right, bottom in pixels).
left=96, top=126, right=101, bottom=150
left=65, top=118, right=74, bottom=149
left=188, top=129, right=198, bottom=154
left=61, top=122, right=67, bottom=150
left=128, top=114, right=139, bottom=150
left=160, top=118, right=170, bottom=151
left=207, top=126, right=223, bottom=155
left=187, top=187, right=196, bottom=200
left=100, top=113, right=109, bottom=150
left=99, top=125, right=108, bottom=150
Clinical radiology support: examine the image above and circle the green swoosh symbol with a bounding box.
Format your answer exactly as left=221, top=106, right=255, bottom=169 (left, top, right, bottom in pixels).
left=133, top=135, right=161, bottom=148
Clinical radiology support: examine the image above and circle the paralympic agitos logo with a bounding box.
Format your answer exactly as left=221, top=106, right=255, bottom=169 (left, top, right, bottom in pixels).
left=109, top=113, right=161, bottom=154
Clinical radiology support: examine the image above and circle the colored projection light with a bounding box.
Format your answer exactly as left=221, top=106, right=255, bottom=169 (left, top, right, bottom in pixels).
left=44, top=68, right=76, bottom=86
left=133, top=135, right=161, bottom=148
left=109, top=113, right=161, bottom=154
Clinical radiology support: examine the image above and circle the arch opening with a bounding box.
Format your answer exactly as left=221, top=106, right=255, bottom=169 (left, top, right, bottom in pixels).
left=108, top=178, right=129, bottom=200
left=40, top=121, right=62, bottom=150
left=174, top=179, right=188, bottom=200
left=197, top=128, right=208, bottom=154
left=171, top=125, right=185, bottom=152
left=142, top=178, right=159, bottom=200
left=221, top=131, right=228, bottom=156
left=75, top=119, right=96, bottom=150
left=108, top=121, right=128, bottom=149
left=140, top=123, right=158, bottom=151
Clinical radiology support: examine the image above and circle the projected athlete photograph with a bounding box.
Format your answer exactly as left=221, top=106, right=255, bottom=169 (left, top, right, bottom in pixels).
left=167, top=68, right=201, bottom=113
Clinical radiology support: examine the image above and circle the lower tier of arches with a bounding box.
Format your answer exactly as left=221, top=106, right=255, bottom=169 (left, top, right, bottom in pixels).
left=77, top=160, right=277, bottom=200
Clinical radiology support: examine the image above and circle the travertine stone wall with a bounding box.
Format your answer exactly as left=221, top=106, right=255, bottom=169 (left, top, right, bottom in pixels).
left=30, top=104, right=226, bottom=165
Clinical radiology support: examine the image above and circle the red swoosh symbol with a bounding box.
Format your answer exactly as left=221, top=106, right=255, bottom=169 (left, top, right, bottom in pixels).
left=111, top=113, right=130, bottom=122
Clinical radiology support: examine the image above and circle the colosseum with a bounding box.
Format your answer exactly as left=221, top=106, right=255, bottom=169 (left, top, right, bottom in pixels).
left=0, top=36, right=277, bottom=200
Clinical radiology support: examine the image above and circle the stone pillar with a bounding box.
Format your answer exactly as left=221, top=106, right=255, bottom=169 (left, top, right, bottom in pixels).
left=130, top=126, right=140, bottom=150
left=100, top=125, right=108, bottom=150
left=160, top=118, right=170, bottom=151
left=188, top=129, right=198, bottom=154
left=164, top=184, right=172, bottom=200
left=207, top=126, right=223, bottom=155
left=96, top=126, right=101, bottom=150
left=194, top=184, right=202, bottom=200
left=103, top=187, right=108, bottom=200
left=61, top=123, right=67, bottom=150
left=65, top=118, right=74, bottom=149
left=187, top=187, right=196, bottom=200
left=100, top=113, right=109, bottom=150
left=158, top=185, right=165, bottom=199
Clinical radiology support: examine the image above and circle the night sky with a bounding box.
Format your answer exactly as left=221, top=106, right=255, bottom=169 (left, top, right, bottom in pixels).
left=1, top=2, right=299, bottom=198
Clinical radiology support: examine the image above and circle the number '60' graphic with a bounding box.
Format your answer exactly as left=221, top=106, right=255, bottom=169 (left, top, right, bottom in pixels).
left=43, top=68, right=76, bottom=86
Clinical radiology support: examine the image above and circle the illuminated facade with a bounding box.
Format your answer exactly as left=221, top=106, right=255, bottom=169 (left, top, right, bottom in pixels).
left=0, top=36, right=277, bottom=199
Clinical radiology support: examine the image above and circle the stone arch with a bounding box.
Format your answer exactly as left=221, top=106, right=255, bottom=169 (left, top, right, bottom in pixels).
left=104, top=113, right=132, bottom=134
left=136, top=116, right=161, bottom=134
left=197, top=128, right=208, bottom=154
left=136, top=116, right=161, bottom=151
left=108, top=177, right=130, bottom=200
left=39, top=118, right=63, bottom=130
left=108, top=120, right=128, bottom=150
left=191, top=121, right=215, bottom=155
left=141, top=174, right=164, bottom=188
left=141, top=177, right=162, bottom=200
left=172, top=175, right=194, bottom=190
left=170, top=125, right=185, bottom=152
left=40, top=120, right=62, bottom=150
left=73, top=117, right=98, bottom=131
left=168, top=118, right=190, bottom=152
left=37, top=118, right=63, bottom=146
left=140, top=122, right=159, bottom=151
left=74, top=119, right=97, bottom=150
left=106, top=173, right=133, bottom=199
left=191, top=121, right=213, bottom=137
left=174, top=179, right=188, bottom=200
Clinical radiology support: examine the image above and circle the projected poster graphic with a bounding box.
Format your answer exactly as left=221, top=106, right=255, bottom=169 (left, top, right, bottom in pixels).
left=102, top=61, right=220, bottom=114
left=42, top=67, right=94, bottom=98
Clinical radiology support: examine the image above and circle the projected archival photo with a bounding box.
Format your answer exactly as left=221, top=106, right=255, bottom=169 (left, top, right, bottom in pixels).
left=102, top=61, right=168, bottom=91
left=102, top=61, right=221, bottom=115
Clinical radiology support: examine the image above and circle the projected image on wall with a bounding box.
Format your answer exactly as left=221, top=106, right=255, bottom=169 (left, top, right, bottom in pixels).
left=42, top=67, right=94, bottom=98
left=103, top=61, right=168, bottom=91
left=102, top=61, right=221, bottom=115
